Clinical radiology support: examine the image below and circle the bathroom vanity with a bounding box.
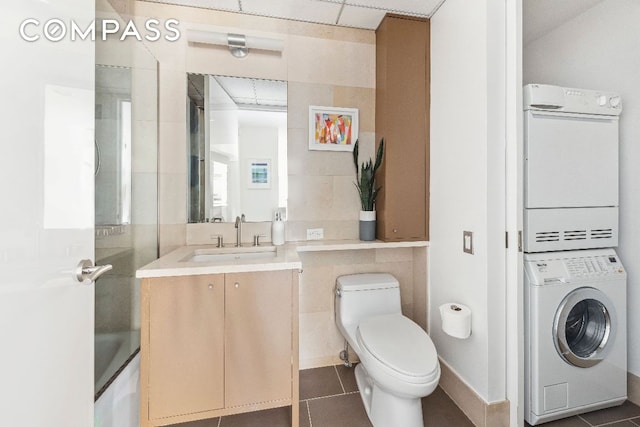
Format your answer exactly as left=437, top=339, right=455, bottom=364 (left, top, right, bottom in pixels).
left=136, top=245, right=301, bottom=427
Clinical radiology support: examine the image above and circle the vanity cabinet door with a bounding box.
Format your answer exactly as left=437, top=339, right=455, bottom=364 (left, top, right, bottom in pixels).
left=224, top=270, right=293, bottom=408
left=148, top=274, right=225, bottom=419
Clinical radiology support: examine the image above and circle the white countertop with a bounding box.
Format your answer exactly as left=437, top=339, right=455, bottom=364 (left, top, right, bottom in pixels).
left=136, top=244, right=302, bottom=278
left=136, top=240, right=428, bottom=278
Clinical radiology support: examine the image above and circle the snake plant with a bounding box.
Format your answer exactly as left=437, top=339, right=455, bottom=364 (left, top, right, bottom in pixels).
left=352, top=139, right=385, bottom=211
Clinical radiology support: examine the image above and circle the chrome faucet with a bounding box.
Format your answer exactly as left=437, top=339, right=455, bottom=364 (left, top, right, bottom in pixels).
left=234, top=214, right=246, bottom=247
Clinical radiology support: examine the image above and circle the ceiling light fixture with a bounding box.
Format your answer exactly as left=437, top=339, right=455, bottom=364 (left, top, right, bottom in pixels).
left=186, top=30, right=284, bottom=58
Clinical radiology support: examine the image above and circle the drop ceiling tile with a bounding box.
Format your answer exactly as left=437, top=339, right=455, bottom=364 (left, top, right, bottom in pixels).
left=215, top=76, right=256, bottom=99
left=146, top=0, right=442, bottom=28
left=337, top=5, right=386, bottom=29
left=146, top=0, right=240, bottom=12
left=254, top=80, right=287, bottom=103
left=213, top=76, right=287, bottom=107
left=344, top=0, right=434, bottom=16
left=240, top=0, right=342, bottom=25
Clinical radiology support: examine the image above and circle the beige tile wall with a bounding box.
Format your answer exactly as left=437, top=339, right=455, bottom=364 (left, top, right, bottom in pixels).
left=186, top=222, right=272, bottom=246
left=130, top=1, right=429, bottom=368
left=298, top=247, right=428, bottom=369
left=287, top=81, right=376, bottom=241
left=130, top=1, right=376, bottom=255
left=413, top=246, right=429, bottom=330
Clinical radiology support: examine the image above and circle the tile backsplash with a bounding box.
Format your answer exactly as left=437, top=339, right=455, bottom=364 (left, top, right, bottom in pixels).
left=133, top=0, right=376, bottom=254
left=186, top=222, right=273, bottom=246
left=298, top=246, right=428, bottom=369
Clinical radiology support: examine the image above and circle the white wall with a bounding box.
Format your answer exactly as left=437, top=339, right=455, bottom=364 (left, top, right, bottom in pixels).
left=524, top=0, right=640, bottom=377
left=430, top=0, right=507, bottom=402
left=208, top=76, right=239, bottom=220
left=238, top=125, right=279, bottom=221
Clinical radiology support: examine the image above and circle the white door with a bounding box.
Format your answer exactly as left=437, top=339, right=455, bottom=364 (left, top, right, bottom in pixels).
left=0, top=1, right=96, bottom=426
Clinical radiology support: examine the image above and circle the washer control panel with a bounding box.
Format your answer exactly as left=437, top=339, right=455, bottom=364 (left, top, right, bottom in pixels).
left=525, top=249, right=626, bottom=286
left=563, top=255, right=624, bottom=277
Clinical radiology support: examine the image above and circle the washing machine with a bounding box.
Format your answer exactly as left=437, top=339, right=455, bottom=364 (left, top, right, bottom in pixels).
left=524, top=248, right=627, bottom=425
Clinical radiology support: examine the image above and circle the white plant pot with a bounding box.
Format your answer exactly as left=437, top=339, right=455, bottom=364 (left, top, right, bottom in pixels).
left=359, top=210, right=376, bottom=241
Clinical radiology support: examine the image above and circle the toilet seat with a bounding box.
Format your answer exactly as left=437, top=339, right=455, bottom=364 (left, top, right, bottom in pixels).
left=357, top=314, right=439, bottom=385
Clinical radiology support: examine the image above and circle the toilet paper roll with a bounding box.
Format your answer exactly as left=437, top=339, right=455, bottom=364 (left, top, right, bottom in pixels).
left=440, top=303, right=472, bottom=339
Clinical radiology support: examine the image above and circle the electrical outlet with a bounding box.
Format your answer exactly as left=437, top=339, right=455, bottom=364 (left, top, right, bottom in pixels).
left=307, top=228, right=324, bottom=240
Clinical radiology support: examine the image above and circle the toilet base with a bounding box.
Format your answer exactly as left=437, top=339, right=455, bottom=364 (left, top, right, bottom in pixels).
left=354, top=363, right=425, bottom=427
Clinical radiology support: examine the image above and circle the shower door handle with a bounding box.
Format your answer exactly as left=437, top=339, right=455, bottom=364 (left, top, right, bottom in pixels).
left=75, top=259, right=113, bottom=284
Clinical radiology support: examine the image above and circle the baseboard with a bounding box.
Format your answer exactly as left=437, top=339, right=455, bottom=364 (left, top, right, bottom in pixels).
left=438, top=357, right=509, bottom=427
left=629, top=371, right=640, bottom=406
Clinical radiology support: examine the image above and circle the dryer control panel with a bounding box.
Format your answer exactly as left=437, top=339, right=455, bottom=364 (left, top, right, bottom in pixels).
left=524, top=249, right=626, bottom=286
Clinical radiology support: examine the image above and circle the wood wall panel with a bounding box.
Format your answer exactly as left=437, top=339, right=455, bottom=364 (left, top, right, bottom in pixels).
left=376, top=14, right=430, bottom=241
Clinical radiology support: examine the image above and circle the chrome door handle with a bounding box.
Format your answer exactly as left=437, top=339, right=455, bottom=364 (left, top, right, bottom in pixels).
left=75, top=259, right=112, bottom=283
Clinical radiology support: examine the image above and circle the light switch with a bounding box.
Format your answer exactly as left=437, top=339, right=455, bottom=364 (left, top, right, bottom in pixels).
left=463, top=231, right=474, bottom=254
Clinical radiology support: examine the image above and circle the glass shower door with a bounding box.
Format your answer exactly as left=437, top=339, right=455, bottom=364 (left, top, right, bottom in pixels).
left=94, top=47, right=158, bottom=397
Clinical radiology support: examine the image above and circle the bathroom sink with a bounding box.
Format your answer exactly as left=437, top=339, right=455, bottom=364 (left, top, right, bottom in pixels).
left=181, top=246, right=277, bottom=263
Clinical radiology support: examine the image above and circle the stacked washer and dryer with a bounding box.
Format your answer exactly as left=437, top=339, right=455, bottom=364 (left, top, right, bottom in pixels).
left=523, top=84, right=627, bottom=425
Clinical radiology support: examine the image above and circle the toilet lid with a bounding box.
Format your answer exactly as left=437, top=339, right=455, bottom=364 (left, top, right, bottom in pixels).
left=357, top=314, right=438, bottom=379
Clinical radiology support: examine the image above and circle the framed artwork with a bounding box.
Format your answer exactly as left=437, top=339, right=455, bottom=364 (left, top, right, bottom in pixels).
left=308, top=106, right=359, bottom=151
left=247, top=159, right=271, bottom=189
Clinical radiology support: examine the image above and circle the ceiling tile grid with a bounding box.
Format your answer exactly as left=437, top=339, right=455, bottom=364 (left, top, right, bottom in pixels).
left=240, top=0, right=343, bottom=25
left=214, top=76, right=287, bottom=107
left=149, top=0, right=241, bottom=13
left=144, top=0, right=443, bottom=29
left=321, top=0, right=433, bottom=17
left=337, top=4, right=386, bottom=29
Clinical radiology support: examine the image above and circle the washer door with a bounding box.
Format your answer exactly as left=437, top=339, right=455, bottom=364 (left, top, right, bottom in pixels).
left=553, top=287, right=617, bottom=368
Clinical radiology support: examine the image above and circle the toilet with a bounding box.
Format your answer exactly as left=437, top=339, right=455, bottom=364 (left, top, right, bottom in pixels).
left=335, top=273, right=440, bottom=427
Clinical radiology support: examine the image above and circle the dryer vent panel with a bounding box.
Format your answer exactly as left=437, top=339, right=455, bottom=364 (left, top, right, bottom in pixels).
left=525, top=207, right=618, bottom=253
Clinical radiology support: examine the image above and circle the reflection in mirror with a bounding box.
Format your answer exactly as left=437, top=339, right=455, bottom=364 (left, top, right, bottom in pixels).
left=187, top=74, right=287, bottom=223
left=95, top=65, right=132, bottom=226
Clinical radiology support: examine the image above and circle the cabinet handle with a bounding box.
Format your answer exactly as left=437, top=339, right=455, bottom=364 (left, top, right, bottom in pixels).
left=208, top=284, right=213, bottom=289
left=393, top=228, right=398, bottom=233
left=234, top=282, right=239, bottom=288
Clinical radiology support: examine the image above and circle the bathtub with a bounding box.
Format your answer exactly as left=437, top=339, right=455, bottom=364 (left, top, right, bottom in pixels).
left=94, top=331, right=140, bottom=427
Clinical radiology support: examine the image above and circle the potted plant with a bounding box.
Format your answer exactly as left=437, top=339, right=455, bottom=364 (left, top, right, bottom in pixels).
left=353, top=138, right=384, bottom=241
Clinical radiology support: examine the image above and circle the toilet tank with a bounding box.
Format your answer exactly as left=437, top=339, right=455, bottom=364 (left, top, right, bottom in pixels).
left=335, top=273, right=402, bottom=333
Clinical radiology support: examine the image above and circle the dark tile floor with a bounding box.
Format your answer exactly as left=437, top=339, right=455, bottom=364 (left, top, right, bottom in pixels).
left=171, top=365, right=640, bottom=427
left=525, top=400, right=640, bottom=427
left=171, top=363, right=473, bottom=427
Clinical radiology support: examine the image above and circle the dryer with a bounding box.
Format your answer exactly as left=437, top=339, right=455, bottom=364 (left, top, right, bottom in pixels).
left=524, top=84, right=622, bottom=253
left=524, top=249, right=627, bottom=425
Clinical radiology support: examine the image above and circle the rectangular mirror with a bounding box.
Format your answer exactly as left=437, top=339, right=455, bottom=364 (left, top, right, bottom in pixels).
left=187, top=74, right=287, bottom=223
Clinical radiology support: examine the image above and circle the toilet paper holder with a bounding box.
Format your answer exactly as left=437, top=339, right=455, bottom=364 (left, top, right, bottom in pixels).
left=440, top=302, right=472, bottom=339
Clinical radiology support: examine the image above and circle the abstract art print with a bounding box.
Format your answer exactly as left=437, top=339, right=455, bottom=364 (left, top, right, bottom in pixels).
left=308, top=106, right=359, bottom=151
